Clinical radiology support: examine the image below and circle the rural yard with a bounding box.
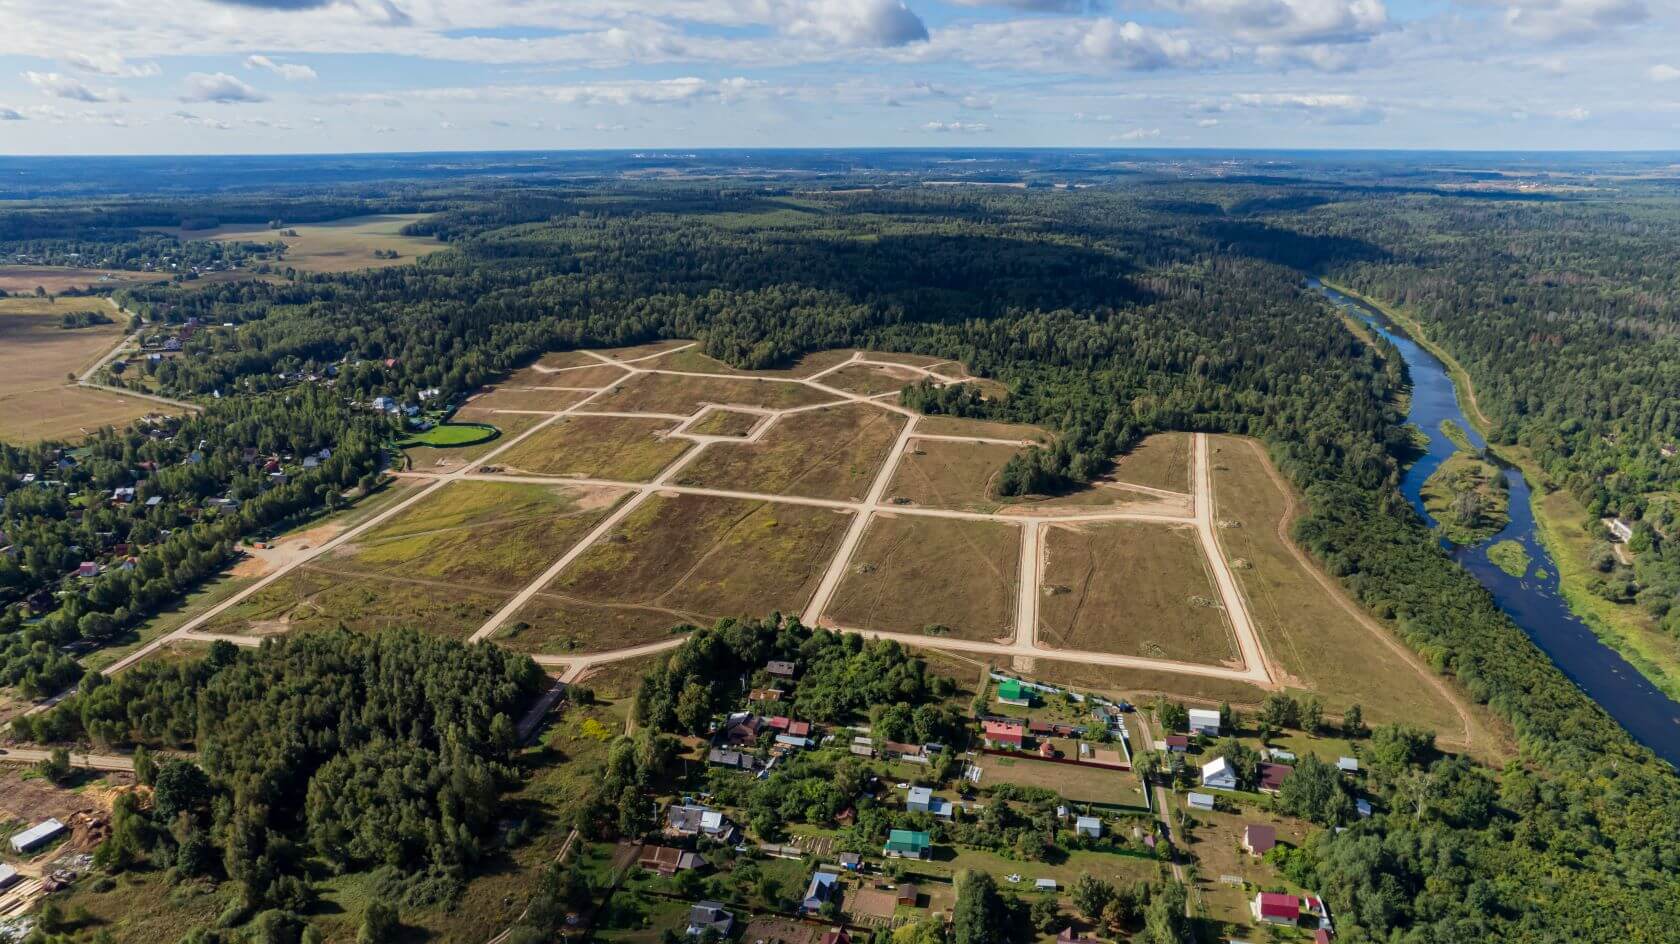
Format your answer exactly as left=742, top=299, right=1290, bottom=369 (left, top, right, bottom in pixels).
left=92, top=341, right=1477, bottom=742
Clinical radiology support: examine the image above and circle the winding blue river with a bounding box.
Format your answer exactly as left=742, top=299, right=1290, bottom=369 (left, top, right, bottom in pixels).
left=1313, top=279, right=1680, bottom=765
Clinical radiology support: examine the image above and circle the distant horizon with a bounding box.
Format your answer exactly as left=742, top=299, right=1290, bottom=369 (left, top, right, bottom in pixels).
left=5, top=146, right=1680, bottom=159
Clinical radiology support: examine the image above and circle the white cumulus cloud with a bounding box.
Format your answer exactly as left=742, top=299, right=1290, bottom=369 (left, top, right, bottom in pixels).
left=779, top=0, right=929, bottom=47
left=181, top=72, right=270, bottom=103
left=246, top=55, right=318, bottom=80
left=24, top=71, right=121, bottom=102
left=922, top=119, right=991, bottom=132
left=1648, top=63, right=1680, bottom=82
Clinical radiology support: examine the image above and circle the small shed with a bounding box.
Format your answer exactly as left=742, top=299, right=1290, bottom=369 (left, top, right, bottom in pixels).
left=1187, top=792, right=1215, bottom=812
left=1075, top=816, right=1102, bottom=839
left=10, top=818, right=65, bottom=853
left=1187, top=708, right=1221, bottom=735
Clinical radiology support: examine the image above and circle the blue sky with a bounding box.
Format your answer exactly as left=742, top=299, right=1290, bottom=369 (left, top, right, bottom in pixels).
left=0, top=0, right=1675, bottom=153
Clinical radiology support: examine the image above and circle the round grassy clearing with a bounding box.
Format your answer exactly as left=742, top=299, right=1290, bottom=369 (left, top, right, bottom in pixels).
left=399, top=422, right=499, bottom=449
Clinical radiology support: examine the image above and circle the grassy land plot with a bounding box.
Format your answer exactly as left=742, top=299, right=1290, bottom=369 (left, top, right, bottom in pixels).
left=198, top=566, right=505, bottom=640
left=493, top=414, right=691, bottom=481
left=1038, top=521, right=1237, bottom=666
left=588, top=371, right=841, bottom=415
left=1017, top=657, right=1270, bottom=708
left=152, top=214, right=443, bottom=273
left=687, top=408, right=764, bottom=437
left=913, top=415, right=1052, bottom=444
left=1207, top=435, right=1473, bottom=736
left=510, top=362, right=629, bottom=388
left=577, top=652, right=676, bottom=700
left=1182, top=806, right=1313, bottom=926
left=676, top=403, right=906, bottom=501
left=404, top=408, right=541, bottom=472
left=0, top=266, right=165, bottom=294
left=504, top=495, right=854, bottom=654
left=981, top=754, right=1147, bottom=808
left=1108, top=432, right=1191, bottom=493
left=824, top=362, right=925, bottom=396
left=596, top=340, right=695, bottom=361
left=322, top=481, right=627, bottom=591
left=467, top=386, right=591, bottom=413
left=885, top=440, right=1019, bottom=512
left=898, top=845, right=1161, bottom=891
left=536, top=349, right=606, bottom=370
left=654, top=348, right=752, bottom=375
left=827, top=515, right=1021, bottom=641
left=0, top=295, right=170, bottom=442
left=860, top=351, right=949, bottom=368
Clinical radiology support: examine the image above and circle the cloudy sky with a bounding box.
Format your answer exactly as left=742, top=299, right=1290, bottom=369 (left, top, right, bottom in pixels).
left=0, top=0, right=1675, bottom=153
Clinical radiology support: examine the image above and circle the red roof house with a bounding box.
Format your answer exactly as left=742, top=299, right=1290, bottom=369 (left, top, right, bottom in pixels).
left=1258, top=762, right=1294, bottom=794
left=982, top=720, right=1025, bottom=748
left=786, top=720, right=812, bottom=738
left=1253, top=892, right=1299, bottom=925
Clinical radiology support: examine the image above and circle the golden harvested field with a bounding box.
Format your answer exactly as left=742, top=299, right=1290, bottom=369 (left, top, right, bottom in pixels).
left=151, top=213, right=443, bottom=273
left=503, top=494, right=854, bottom=653
left=0, top=296, right=169, bottom=442
left=688, top=408, right=764, bottom=437
left=823, top=362, right=925, bottom=396
left=826, top=514, right=1021, bottom=641
left=1038, top=521, right=1237, bottom=666
left=0, top=266, right=165, bottom=294
left=675, top=403, right=906, bottom=501
left=912, top=415, right=1051, bottom=443
left=585, top=371, right=841, bottom=415
left=402, top=408, right=541, bottom=472
left=493, top=414, right=691, bottom=482
left=199, top=566, right=506, bottom=640
left=466, top=386, right=591, bottom=413
left=1207, top=435, right=1474, bottom=735
left=1109, top=432, right=1191, bottom=493
left=322, top=481, right=627, bottom=592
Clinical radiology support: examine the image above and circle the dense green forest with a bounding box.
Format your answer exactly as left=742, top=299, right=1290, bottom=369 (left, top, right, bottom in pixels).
left=3, top=181, right=1680, bottom=941
left=1281, top=195, right=1680, bottom=630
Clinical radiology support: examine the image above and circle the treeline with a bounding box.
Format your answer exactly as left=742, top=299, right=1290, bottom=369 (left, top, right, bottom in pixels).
left=14, top=629, right=543, bottom=917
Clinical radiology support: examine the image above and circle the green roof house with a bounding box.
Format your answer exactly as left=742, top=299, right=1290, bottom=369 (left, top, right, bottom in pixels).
left=996, top=678, right=1034, bottom=707
left=884, top=829, right=932, bottom=860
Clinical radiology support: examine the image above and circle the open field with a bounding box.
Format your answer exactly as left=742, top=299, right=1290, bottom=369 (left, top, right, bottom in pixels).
left=1207, top=435, right=1479, bottom=739
left=886, top=439, right=1020, bottom=512
left=826, top=514, right=1021, bottom=641
left=493, top=414, right=692, bottom=481
left=503, top=494, right=854, bottom=653
left=0, top=266, right=166, bottom=294
left=1038, top=521, right=1238, bottom=666
left=199, top=566, right=507, bottom=639
left=1109, top=432, right=1191, bottom=493
left=322, top=481, right=627, bottom=591
left=585, top=371, right=840, bottom=415
left=687, top=408, right=763, bottom=437
left=0, top=296, right=167, bottom=442
left=911, top=415, right=1051, bottom=443
left=509, top=362, right=629, bottom=388
left=466, top=386, right=591, bottom=413
left=824, top=361, right=925, bottom=396
left=675, top=403, right=906, bottom=501
left=979, top=754, right=1148, bottom=808
left=149, top=213, right=443, bottom=272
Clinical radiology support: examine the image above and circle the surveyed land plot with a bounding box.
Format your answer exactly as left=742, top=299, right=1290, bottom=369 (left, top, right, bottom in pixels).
left=887, top=437, right=1182, bottom=515
left=687, top=408, right=763, bottom=437
left=1109, top=431, right=1192, bottom=493
left=823, top=362, right=925, bottom=397
left=493, top=415, right=693, bottom=482
left=199, top=566, right=507, bottom=640
left=1038, top=520, right=1239, bottom=666
left=585, top=371, right=840, bottom=415
left=513, top=363, right=629, bottom=388
left=826, top=514, right=1021, bottom=642
left=910, top=415, right=1052, bottom=444
left=1207, top=435, right=1473, bottom=734
left=322, top=481, right=628, bottom=591
left=467, top=386, right=592, bottom=413
left=500, top=494, right=854, bottom=653
left=675, top=403, right=907, bottom=501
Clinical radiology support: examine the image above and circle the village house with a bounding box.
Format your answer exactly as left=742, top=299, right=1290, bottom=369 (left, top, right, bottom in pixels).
left=665, top=805, right=738, bottom=843
left=1242, top=824, right=1276, bottom=856
left=1253, top=892, right=1299, bottom=926
left=1187, top=707, right=1222, bottom=736
left=995, top=677, right=1034, bottom=707
left=765, top=659, right=796, bottom=679
left=1201, top=757, right=1238, bottom=791
left=850, top=736, right=876, bottom=758
left=982, top=719, right=1026, bottom=749
left=707, top=748, right=760, bottom=772
left=1258, top=762, right=1294, bottom=795
left=686, top=902, right=733, bottom=938
left=883, top=829, right=931, bottom=860
left=802, top=871, right=839, bottom=914
left=638, top=845, right=707, bottom=876
left=1163, top=735, right=1189, bottom=753
left=906, top=786, right=954, bottom=819
left=883, top=741, right=928, bottom=763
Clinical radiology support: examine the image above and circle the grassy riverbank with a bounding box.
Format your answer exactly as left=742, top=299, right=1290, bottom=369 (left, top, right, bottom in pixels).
left=1323, top=278, right=1680, bottom=703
